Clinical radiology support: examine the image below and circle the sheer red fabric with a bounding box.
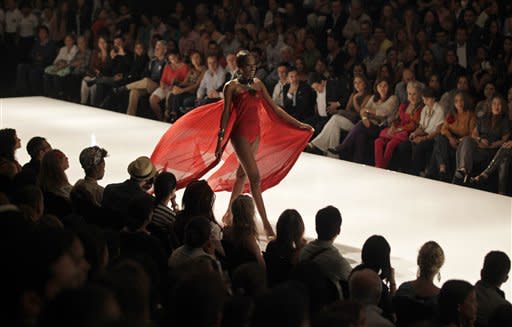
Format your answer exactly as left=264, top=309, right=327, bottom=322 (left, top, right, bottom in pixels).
left=151, top=91, right=313, bottom=192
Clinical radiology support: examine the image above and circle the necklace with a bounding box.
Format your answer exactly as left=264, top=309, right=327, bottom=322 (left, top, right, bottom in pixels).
left=238, top=76, right=253, bottom=87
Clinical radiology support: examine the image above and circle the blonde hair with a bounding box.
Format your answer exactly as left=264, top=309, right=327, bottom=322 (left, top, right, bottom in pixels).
left=38, top=149, right=70, bottom=194
left=230, top=195, right=257, bottom=242
left=417, top=241, right=445, bottom=278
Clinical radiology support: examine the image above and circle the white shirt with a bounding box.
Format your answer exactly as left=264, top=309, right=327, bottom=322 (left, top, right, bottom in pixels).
left=196, top=66, right=226, bottom=99
left=419, top=102, right=445, bottom=135
left=53, top=45, right=79, bottom=64
left=456, top=43, right=468, bottom=68
left=316, top=88, right=328, bottom=117
left=272, top=80, right=287, bottom=106
left=5, top=8, right=22, bottom=33
left=19, top=13, right=39, bottom=38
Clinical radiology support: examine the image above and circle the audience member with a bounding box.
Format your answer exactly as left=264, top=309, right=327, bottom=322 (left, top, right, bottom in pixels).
left=438, top=280, right=478, bottom=327
left=73, top=146, right=108, bottom=207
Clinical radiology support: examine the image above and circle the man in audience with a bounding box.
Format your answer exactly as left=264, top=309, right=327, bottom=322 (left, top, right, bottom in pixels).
left=299, top=205, right=352, bottom=297
left=283, top=67, right=316, bottom=124
left=394, top=68, right=424, bottom=104
left=168, top=216, right=215, bottom=267
left=272, top=62, right=289, bottom=107
left=73, top=146, right=108, bottom=207
left=15, top=136, right=52, bottom=187
left=196, top=54, right=226, bottom=105
left=102, top=156, right=156, bottom=230
left=118, top=40, right=167, bottom=116
left=475, top=251, right=511, bottom=326
left=350, top=268, right=394, bottom=326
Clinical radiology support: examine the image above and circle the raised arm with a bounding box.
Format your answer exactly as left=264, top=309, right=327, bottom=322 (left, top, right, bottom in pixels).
left=256, top=79, right=313, bottom=131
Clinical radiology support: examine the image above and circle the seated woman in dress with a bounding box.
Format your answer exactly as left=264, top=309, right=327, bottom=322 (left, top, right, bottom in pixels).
left=394, top=241, right=445, bottom=326
left=374, top=81, right=423, bottom=169
left=264, top=209, right=306, bottom=286
left=453, top=95, right=510, bottom=184
left=426, top=91, right=476, bottom=181
left=165, top=50, right=206, bottom=122
left=306, top=73, right=370, bottom=157
left=222, top=195, right=265, bottom=274
left=328, top=77, right=398, bottom=164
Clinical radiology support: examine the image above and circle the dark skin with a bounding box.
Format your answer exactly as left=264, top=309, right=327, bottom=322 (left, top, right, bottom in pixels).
left=216, top=54, right=313, bottom=237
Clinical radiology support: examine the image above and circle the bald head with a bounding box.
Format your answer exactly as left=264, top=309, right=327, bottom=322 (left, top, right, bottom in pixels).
left=349, top=269, right=382, bottom=305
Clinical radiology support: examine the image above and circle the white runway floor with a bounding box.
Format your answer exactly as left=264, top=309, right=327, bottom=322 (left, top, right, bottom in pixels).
left=2, top=97, right=511, bottom=297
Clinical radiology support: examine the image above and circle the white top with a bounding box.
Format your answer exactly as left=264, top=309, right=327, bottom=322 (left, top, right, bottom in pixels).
left=53, top=45, right=79, bottom=64
left=196, top=66, right=226, bottom=99
left=272, top=80, right=286, bottom=107
left=5, top=8, right=22, bottom=33
left=419, top=102, right=445, bottom=135
left=19, top=13, right=39, bottom=38
left=456, top=43, right=468, bottom=69
left=316, top=88, right=328, bottom=117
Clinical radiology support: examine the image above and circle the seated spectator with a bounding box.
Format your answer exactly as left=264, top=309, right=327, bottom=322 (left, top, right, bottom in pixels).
left=195, top=54, right=226, bottom=106
left=307, top=73, right=370, bottom=156
left=43, top=34, right=78, bottom=98
left=62, top=36, right=92, bottom=100
left=329, top=77, right=399, bottom=164
left=223, top=195, right=264, bottom=272
left=174, top=180, right=223, bottom=255
left=150, top=172, right=178, bottom=230
left=475, top=251, right=511, bottom=326
left=16, top=25, right=56, bottom=96
left=168, top=216, right=215, bottom=268
left=299, top=205, right=351, bottom=298
left=264, top=209, right=306, bottom=286
left=426, top=91, right=476, bottom=181
left=394, top=68, right=424, bottom=105
left=394, top=241, right=445, bottom=326
left=73, top=146, right=108, bottom=207
left=283, top=67, right=315, bottom=124
left=165, top=50, right=207, bottom=121
left=80, top=35, right=110, bottom=106
left=439, top=75, right=473, bottom=116
left=488, top=303, right=512, bottom=327
left=0, top=128, right=22, bottom=181
left=438, top=280, right=477, bottom=327
left=271, top=62, right=289, bottom=107
left=13, top=185, right=45, bottom=223
left=102, top=156, right=156, bottom=230
left=313, top=300, right=366, bottom=327
left=454, top=95, right=509, bottom=184
left=471, top=140, right=512, bottom=195
left=475, top=82, right=497, bottom=120
left=149, top=50, right=189, bottom=120
left=350, top=268, right=394, bottom=327
left=250, top=47, right=268, bottom=81
left=38, top=149, right=73, bottom=217
left=117, top=40, right=166, bottom=116
left=440, top=49, right=467, bottom=92
left=309, top=72, right=351, bottom=131
left=231, top=262, right=267, bottom=297
left=352, top=235, right=396, bottom=321
left=15, top=136, right=51, bottom=188
left=397, top=87, right=445, bottom=175
left=363, top=37, right=386, bottom=81
left=374, top=81, right=423, bottom=169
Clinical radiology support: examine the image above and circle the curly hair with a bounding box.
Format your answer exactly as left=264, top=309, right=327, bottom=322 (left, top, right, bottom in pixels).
left=417, top=241, right=445, bottom=278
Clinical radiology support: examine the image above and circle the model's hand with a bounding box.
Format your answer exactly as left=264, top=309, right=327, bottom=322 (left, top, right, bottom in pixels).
left=298, top=123, right=314, bottom=132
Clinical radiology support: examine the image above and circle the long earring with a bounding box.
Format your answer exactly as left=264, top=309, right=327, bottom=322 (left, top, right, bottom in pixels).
left=437, top=271, right=441, bottom=283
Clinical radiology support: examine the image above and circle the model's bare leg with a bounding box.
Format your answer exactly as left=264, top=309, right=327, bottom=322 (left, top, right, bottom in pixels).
left=222, top=165, right=247, bottom=226
left=230, top=136, right=274, bottom=237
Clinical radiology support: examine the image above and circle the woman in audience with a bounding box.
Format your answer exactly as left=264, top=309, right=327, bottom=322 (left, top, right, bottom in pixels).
left=427, top=92, right=476, bottom=181
left=165, top=50, right=206, bottom=122
left=454, top=95, right=510, bottom=184
left=64, top=35, right=92, bottom=100
left=173, top=180, right=223, bottom=255
left=223, top=195, right=265, bottom=272
left=394, top=241, right=445, bottom=326
left=39, top=149, right=73, bottom=199
left=352, top=235, right=396, bottom=321
left=400, top=87, right=445, bottom=175
left=81, top=35, right=109, bottom=105
left=0, top=128, right=22, bottom=181
left=264, top=209, right=306, bottom=286
left=43, top=34, right=78, bottom=98
left=307, top=73, right=370, bottom=156
left=329, top=77, right=398, bottom=164
left=149, top=50, right=189, bottom=121
left=374, top=81, right=423, bottom=169
left=474, top=82, right=497, bottom=120
left=438, top=280, right=477, bottom=327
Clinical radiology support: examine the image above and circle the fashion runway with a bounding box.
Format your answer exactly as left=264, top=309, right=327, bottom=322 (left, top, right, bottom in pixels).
left=2, top=97, right=511, bottom=297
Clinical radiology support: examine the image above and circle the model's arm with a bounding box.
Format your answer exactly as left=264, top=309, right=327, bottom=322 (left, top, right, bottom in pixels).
left=255, top=79, right=313, bottom=131
left=215, top=81, right=233, bottom=159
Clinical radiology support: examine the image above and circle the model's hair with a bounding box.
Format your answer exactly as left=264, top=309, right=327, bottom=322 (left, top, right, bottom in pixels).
left=236, top=50, right=251, bottom=69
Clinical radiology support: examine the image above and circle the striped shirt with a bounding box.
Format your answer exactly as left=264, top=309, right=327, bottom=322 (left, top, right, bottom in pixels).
left=151, top=203, right=176, bottom=229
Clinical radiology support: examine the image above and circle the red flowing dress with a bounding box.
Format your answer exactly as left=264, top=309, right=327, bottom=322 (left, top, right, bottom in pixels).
left=151, top=89, right=313, bottom=192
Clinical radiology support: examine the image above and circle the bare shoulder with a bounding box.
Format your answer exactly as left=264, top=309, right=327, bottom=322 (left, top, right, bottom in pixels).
left=252, top=78, right=266, bottom=91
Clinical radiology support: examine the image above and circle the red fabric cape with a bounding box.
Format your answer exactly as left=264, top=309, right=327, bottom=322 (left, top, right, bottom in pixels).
left=151, top=98, right=313, bottom=192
